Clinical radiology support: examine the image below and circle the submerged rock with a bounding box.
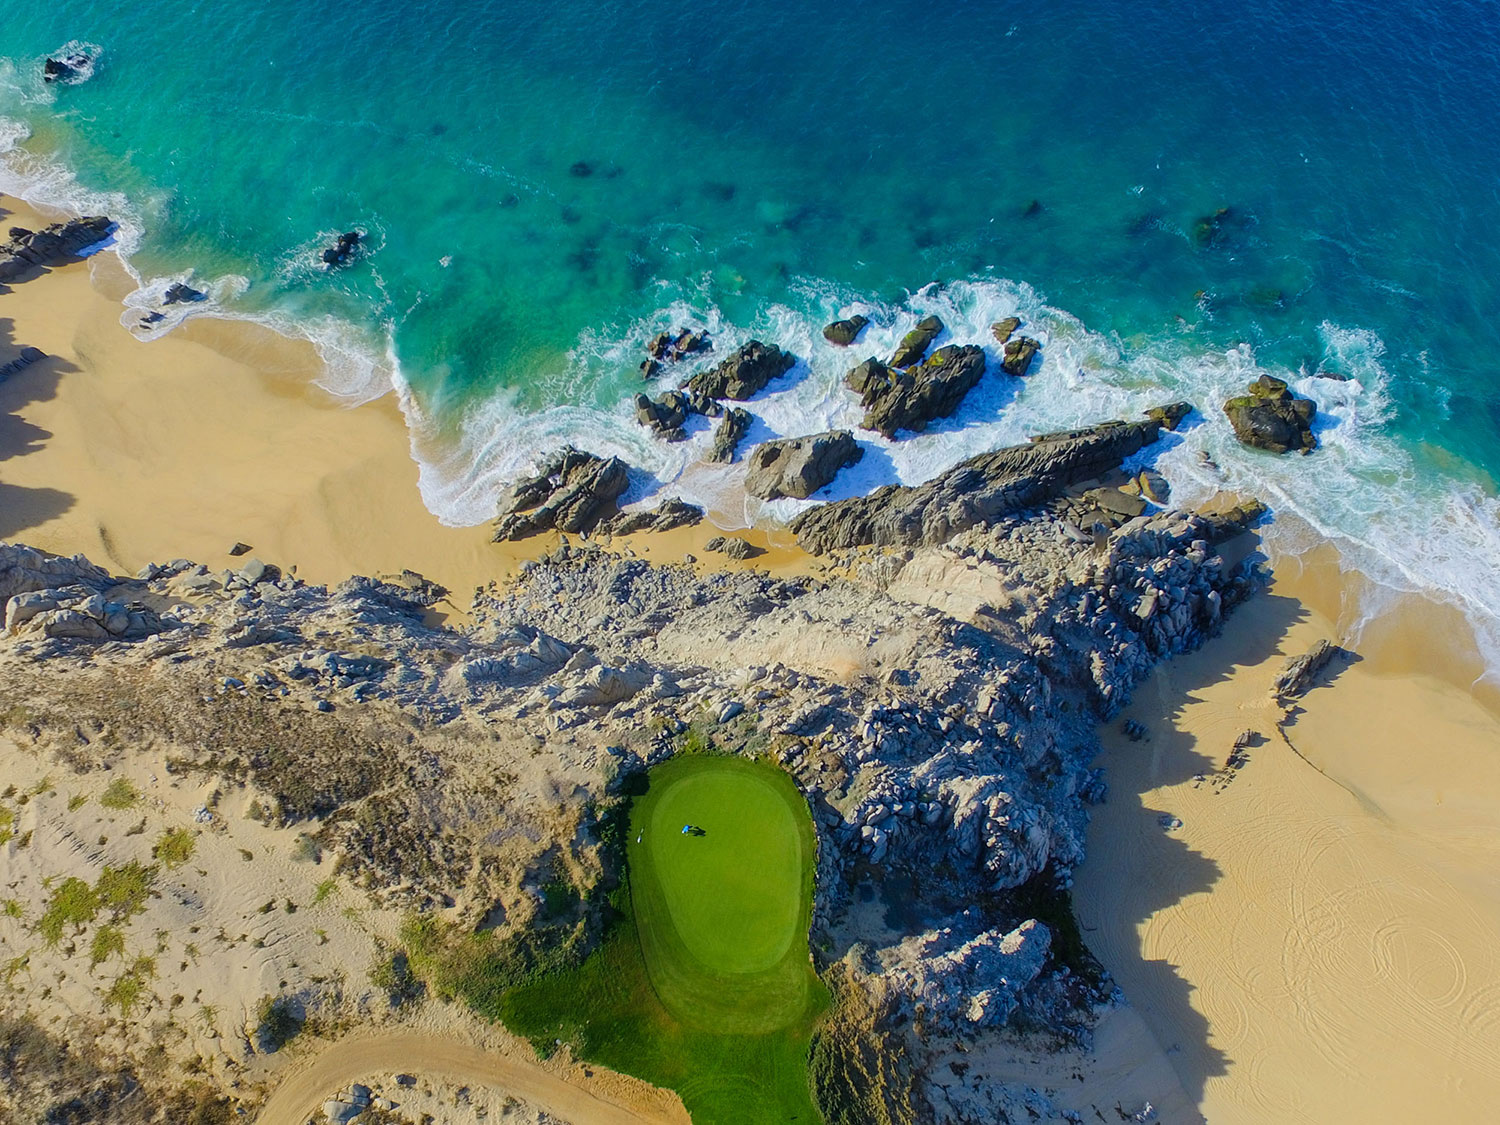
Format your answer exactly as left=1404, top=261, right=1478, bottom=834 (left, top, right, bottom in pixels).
left=744, top=430, right=863, bottom=500
left=493, top=447, right=628, bottom=540
left=708, top=407, right=752, bottom=464
left=163, top=282, right=206, bottom=305
left=790, top=411, right=1173, bottom=552
left=321, top=231, right=363, bottom=267
left=822, top=314, right=870, bottom=347
left=890, top=315, right=943, bottom=368
left=1000, top=335, right=1041, bottom=377
left=1222, top=375, right=1317, bottom=454
left=682, top=339, right=795, bottom=401
left=847, top=344, right=986, bottom=439
left=43, top=53, right=91, bottom=84
left=0, top=216, right=115, bottom=282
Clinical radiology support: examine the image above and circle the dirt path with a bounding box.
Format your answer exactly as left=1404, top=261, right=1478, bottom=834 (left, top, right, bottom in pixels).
left=254, top=1031, right=690, bottom=1125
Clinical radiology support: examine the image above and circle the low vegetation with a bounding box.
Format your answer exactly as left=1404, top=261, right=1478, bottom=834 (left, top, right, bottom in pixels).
left=152, top=827, right=196, bottom=868
left=99, top=778, right=140, bottom=810
left=254, top=994, right=305, bottom=1052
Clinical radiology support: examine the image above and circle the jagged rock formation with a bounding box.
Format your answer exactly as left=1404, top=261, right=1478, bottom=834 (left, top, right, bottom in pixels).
left=1146, top=401, right=1193, bottom=430
left=744, top=431, right=863, bottom=500
left=883, top=918, right=1050, bottom=1031
left=823, top=315, right=870, bottom=347
left=990, top=317, right=1021, bottom=344
left=0, top=347, right=46, bottom=384
left=633, top=389, right=692, bottom=441
left=1223, top=375, right=1317, bottom=453
left=0, top=216, right=115, bottom=282
left=708, top=407, right=752, bottom=464
left=682, top=339, right=795, bottom=401
left=704, top=535, right=757, bottom=560
left=601, top=498, right=704, bottom=536
left=890, top=316, right=943, bottom=368
left=847, top=345, right=986, bottom=438
left=492, top=447, right=628, bottom=540
left=1271, top=638, right=1341, bottom=699
left=790, top=412, right=1170, bottom=553
left=999, top=335, right=1041, bottom=377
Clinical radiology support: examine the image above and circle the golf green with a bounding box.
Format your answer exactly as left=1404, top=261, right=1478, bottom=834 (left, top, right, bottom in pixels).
left=628, top=755, right=819, bottom=1035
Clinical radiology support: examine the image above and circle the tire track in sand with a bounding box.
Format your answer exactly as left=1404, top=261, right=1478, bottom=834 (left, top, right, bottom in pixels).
left=255, top=1031, right=690, bottom=1125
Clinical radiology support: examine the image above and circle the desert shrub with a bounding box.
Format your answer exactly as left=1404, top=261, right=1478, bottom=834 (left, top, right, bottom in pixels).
left=38, top=878, right=99, bottom=944
left=100, top=779, right=140, bottom=810
left=254, top=995, right=304, bottom=1052
left=153, top=827, right=196, bottom=868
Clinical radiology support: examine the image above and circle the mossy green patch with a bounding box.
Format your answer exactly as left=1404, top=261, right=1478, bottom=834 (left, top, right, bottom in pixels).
left=99, top=779, right=139, bottom=810
left=500, top=755, right=827, bottom=1124
left=153, top=827, right=196, bottom=868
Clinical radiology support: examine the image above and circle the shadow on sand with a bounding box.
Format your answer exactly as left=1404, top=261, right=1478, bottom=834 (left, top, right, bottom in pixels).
left=0, top=314, right=79, bottom=538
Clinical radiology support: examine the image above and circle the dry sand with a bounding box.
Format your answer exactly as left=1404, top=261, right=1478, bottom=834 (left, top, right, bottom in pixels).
left=1074, top=554, right=1500, bottom=1123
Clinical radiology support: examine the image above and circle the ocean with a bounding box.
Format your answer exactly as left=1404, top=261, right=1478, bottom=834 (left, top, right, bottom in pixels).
left=4, top=1, right=1500, bottom=672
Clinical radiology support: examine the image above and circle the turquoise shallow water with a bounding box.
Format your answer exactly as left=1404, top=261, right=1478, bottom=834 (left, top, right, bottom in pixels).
left=4, top=1, right=1500, bottom=668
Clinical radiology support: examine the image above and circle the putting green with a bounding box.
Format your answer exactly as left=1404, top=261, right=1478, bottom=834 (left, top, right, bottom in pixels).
left=629, top=755, right=818, bottom=1035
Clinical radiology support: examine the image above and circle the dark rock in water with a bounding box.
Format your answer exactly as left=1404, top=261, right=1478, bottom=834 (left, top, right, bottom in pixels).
left=708, top=407, right=752, bottom=464
left=704, top=536, right=758, bottom=560
left=670, top=328, right=710, bottom=360
left=822, top=315, right=869, bottom=347
left=0, top=347, right=46, bottom=384
left=1192, top=206, right=1233, bottom=248
left=639, top=358, right=661, bottom=380
left=1145, top=402, right=1193, bottom=431
left=682, top=340, right=795, bottom=401
left=1271, top=638, right=1341, bottom=700
left=43, top=53, right=89, bottom=83
left=500, top=193, right=521, bottom=208
left=990, top=317, right=1021, bottom=345
left=633, top=390, right=692, bottom=441
left=744, top=430, right=862, bottom=501
left=0, top=215, right=115, bottom=282
left=646, top=332, right=673, bottom=360
left=1223, top=375, right=1317, bottom=454
left=163, top=282, right=206, bottom=305
left=569, top=161, right=594, bottom=178
left=890, top=315, right=943, bottom=368
left=1023, top=199, right=1044, bottom=218
left=1000, top=336, right=1041, bottom=377
left=790, top=411, right=1173, bottom=553
left=701, top=181, right=736, bottom=202
left=321, top=230, right=363, bottom=267
left=847, top=344, right=986, bottom=439
left=602, top=497, right=704, bottom=536
left=493, top=447, right=629, bottom=540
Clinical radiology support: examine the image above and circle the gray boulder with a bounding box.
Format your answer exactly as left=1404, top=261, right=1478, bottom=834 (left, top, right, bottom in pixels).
left=883, top=917, right=1051, bottom=1032
left=1223, top=375, right=1317, bottom=454
left=1145, top=401, right=1193, bottom=431
left=708, top=406, right=752, bottom=464
left=790, top=411, right=1172, bottom=552
left=682, top=340, right=795, bottom=401
left=847, top=344, right=986, bottom=438
left=744, top=431, right=863, bottom=501
left=999, top=335, right=1041, bottom=377
left=1271, top=638, right=1341, bottom=699
left=890, top=315, right=942, bottom=368
left=602, top=498, right=704, bottom=536
left=633, top=390, right=692, bottom=441
left=990, top=317, right=1021, bottom=344
left=822, top=314, right=869, bottom=347
left=704, top=536, right=758, bottom=560
left=493, top=447, right=629, bottom=540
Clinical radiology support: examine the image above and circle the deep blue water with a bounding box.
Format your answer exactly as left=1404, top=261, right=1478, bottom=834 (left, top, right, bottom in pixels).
left=4, top=0, right=1500, bottom=663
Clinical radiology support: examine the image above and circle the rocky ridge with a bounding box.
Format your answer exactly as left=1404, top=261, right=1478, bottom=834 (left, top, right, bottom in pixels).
left=0, top=216, right=116, bottom=282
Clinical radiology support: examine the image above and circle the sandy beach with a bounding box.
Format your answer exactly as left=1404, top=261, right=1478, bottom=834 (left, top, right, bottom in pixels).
left=6, top=190, right=1500, bottom=1123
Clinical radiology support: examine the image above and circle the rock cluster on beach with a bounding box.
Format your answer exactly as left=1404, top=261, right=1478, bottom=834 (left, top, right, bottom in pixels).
left=492, top=446, right=628, bottom=540
left=744, top=430, right=863, bottom=500
left=0, top=216, right=115, bottom=282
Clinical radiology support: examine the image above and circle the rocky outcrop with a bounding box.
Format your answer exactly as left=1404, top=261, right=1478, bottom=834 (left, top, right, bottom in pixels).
left=43, top=52, right=92, bottom=84
left=648, top=327, right=710, bottom=364
left=1223, top=375, right=1317, bottom=454
left=0, top=216, right=115, bottom=282
left=492, top=447, right=628, bottom=540
left=704, top=536, right=758, bottom=560
left=0, top=347, right=46, bottom=384
left=682, top=340, right=795, bottom=401
left=883, top=918, right=1050, bottom=1032
left=847, top=345, right=986, bottom=439
left=1145, top=401, right=1193, bottom=431
left=708, top=407, right=752, bottom=464
left=1271, top=638, right=1341, bottom=700
left=744, top=431, right=863, bottom=501
left=999, top=336, right=1040, bottom=377
left=990, top=317, right=1021, bottom=344
left=823, top=315, right=870, bottom=347
left=890, top=316, right=943, bottom=368
left=601, top=498, right=704, bottom=536
left=790, top=411, right=1171, bottom=553
left=321, top=231, right=363, bottom=267
left=633, top=390, right=692, bottom=441
left=163, top=282, right=206, bottom=305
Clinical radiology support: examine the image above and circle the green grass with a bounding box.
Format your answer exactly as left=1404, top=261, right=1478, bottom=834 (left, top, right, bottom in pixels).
left=99, top=779, right=140, bottom=810
left=90, top=924, right=126, bottom=967
left=153, top=827, right=196, bottom=869
left=312, top=878, right=338, bottom=906
left=106, top=956, right=155, bottom=1015
left=500, top=756, right=827, bottom=1124
left=0, top=807, right=13, bottom=846
left=95, top=861, right=155, bottom=918
left=38, top=878, right=99, bottom=944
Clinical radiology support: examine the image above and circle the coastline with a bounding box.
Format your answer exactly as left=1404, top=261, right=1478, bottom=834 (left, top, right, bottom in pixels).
left=5, top=188, right=1500, bottom=1121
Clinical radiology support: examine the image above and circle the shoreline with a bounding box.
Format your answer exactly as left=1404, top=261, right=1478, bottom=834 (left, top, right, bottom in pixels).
left=5, top=190, right=1500, bottom=1120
